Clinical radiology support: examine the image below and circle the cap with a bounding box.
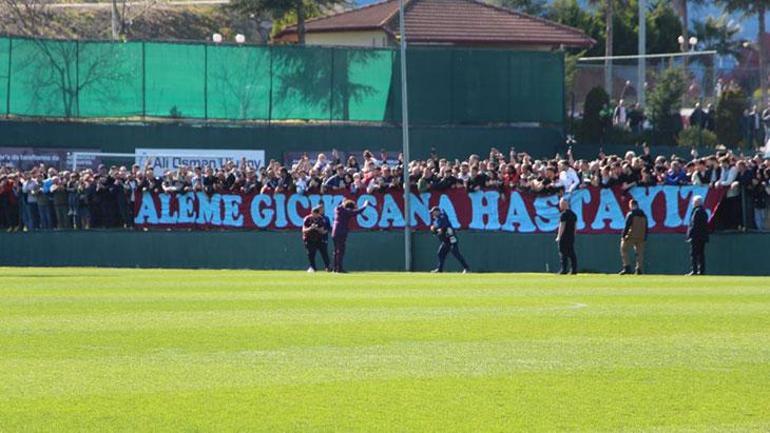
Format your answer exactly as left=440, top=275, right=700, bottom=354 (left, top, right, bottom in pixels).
left=430, top=206, right=441, bottom=214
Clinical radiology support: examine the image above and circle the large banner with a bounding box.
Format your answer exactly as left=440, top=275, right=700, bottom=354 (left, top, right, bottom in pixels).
left=135, top=148, right=266, bottom=171
left=133, top=186, right=725, bottom=234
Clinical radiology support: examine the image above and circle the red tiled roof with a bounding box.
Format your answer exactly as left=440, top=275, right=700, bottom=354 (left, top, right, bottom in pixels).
left=276, top=0, right=595, bottom=48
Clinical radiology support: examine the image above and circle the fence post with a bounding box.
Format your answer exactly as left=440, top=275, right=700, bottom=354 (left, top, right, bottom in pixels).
left=268, top=45, right=273, bottom=125
left=5, top=37, right=12, bottom=117
left=75, top=39, right=80, bottom=117
left=141, top=41, right=146, bottom=119
left=204, top=43, right=208, bottom=121
left=449, top=49, right=454, bottom=125
left=329, top=47, right=334, bottom=123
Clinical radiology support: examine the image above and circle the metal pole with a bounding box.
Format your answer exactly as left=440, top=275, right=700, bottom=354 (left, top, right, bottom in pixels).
left=141, top=41, right=146, bottom=119
left=399, top=0, right=411, bottom=272
left=638, top=0, right=646, bottom=108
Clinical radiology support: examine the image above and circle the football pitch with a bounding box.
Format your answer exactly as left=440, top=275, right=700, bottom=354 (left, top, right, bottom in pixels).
left=0, top=268, right=768, bottom=433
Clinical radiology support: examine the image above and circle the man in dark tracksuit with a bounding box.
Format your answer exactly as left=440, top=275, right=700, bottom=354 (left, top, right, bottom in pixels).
left=429, top=207, right=470, bottom=273
left=687, top=195, right=709, bottom=275
left=620, top=199, right=648, bottom=275
left=332, top=199, right=369, bottom=273
left=302, top=205, right=331, bottom=272
left=556, top=198, right=578, bottom=275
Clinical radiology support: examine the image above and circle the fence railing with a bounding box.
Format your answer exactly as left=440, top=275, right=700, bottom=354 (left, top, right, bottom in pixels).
left=0, top=36, right=565, bottom=125
left=571, top=60, right=764, bottom=109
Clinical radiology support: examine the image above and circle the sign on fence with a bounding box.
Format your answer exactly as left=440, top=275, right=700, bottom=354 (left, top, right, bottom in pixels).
left=135, top=148, right=266, bottom=171
left=133, top=186, right=725, bottom=234
left=0, top=147, right=100, bottom=170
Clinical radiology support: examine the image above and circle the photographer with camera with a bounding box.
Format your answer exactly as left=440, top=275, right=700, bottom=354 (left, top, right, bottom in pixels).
left=429, top=206, right=470, bottom=274
left=302, top=204, right=332, bottom=272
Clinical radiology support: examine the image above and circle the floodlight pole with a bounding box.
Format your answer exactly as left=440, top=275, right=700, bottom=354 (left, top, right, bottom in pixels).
left=638, top=0, right=646, bottom=108
left=399, top=0, right=412, bottom=272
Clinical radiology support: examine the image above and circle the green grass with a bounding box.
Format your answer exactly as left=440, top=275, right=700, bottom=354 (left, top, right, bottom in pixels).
left=0, top=268, right=768, bottom=433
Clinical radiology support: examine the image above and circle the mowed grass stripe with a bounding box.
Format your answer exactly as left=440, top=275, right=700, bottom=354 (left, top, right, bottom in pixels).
left=0, top=268, right=768, bottom=433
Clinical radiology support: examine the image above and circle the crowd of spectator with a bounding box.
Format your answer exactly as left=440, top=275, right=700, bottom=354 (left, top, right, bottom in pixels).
left=1, top=146, right=770, bottom=232
left=607, top=91, right=770, bottom=149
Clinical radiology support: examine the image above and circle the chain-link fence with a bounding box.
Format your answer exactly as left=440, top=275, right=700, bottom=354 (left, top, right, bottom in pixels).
left=570, top=58, right=764, bottom=110
left=0, top=36, right=566, bottom=125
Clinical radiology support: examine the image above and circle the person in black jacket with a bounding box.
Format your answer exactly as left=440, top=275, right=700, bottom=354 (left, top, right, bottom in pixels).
left=556, top=198, right=578, bottom=275
left=302, top=205, right=331, bottom=272
left=687, top=195, right=709, bottom=275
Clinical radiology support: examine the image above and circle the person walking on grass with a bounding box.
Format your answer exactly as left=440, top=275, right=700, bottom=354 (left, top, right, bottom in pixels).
left=687, top=195, right=709, bottom=276
left=332, top=199, right=369, bottom=273
left=619, top=199, right=648, bottom=275
left=429, top=206, right=470, bottom=274
left=556, top=198, right=578, bottom=275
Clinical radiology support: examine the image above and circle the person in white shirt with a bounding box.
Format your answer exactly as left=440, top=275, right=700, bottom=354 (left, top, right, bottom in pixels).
left=557, top=160, right=580, bottom=194
left=313, top=153, right=329, bottom=172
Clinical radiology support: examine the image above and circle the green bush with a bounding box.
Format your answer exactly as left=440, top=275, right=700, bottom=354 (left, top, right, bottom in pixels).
left=647, top=68, right=687, bottom=146
left=578, top=86, right=610, bottom=144
left=677, top=127, right=718, bottom=148
left=715, top=86, right=748, bottom=148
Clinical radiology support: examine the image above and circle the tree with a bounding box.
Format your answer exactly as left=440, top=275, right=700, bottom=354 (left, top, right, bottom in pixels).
left=715, top=85, right=749, bottom=147
left=586, top=0, right=619, bottom=97
left=647, top=68, right=687, bottom=145
left=646, top=1, right=684, bottom=56
left=231, top=0, right=339, bottom=45
left=110, top=0, right=158, bottom=40
left=547, top=0, right=604, bottom=57
left=691, top=15, right=741, bottom=58
left=718, top=0, right=770, bottom=105
left=489, top=0, right=547, bottom=16
left=578, top=86, right=610, bottom=143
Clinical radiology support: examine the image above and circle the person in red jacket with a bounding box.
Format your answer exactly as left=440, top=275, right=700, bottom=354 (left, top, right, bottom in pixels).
left=331, top=199, right=369, bottom=273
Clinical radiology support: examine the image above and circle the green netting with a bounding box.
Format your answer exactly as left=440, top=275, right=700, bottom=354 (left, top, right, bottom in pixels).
left=0, top=37, right=565, bottom=125
left=331, top=48, right=393, bottom=122
left=0, top=38, right=9, bottom=115
left=206, top=45, right=270, bottom=120
left=531, top=53, right=564, bottom=124
left=509, top=52, right=563, bottom=124
left=9, top=38, right=78, bottom=117
left=270, top=46, right=332, bottom=120
left=452, top=50, right=509, bottom=124
left=388, top=49, right=453, bottom=125
left=145, top=42, right=205, bottom=118
left=77, top=41, right=143, bottom=117
left=407, top=49, right=452, bottom=124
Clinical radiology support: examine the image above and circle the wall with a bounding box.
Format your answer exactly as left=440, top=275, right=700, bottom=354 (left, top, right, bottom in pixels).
left=0, top=119, right=565, bottom=162
left=1, top=230, right=768, bottom=276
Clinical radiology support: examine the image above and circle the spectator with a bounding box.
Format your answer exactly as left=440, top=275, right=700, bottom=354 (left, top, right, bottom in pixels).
left=750, top=167, right=768, bottom=231
left=665, top=161, right=688, bottom=186
left=51, top=177, right=69, bottom=230
left=704, top=104, right=716, bottom=132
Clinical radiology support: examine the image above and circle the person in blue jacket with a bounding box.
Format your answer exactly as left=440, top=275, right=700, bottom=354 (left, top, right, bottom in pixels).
left=429, top=206, right=470, bottom=273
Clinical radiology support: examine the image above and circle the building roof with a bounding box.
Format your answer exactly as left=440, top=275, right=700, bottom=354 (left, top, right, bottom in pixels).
left=275, top=0, right=595, bottom=48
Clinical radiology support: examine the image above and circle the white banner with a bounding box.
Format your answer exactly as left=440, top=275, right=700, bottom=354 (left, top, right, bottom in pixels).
left=135, top=148, right=266, bottom=172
